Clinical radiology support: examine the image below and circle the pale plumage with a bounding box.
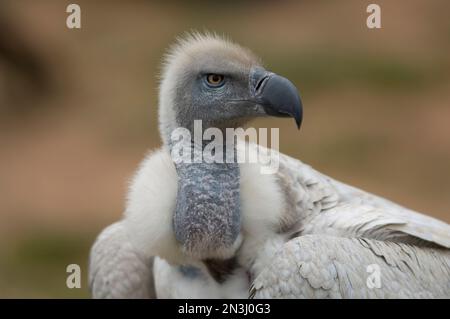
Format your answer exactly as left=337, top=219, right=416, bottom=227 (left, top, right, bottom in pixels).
left=250, top=235, right=450, bottom=298
left=89, top=222, right=156, bottom=298
left=89, top=33, right=450, bottom=299
left=90, top=143, right=450, bottom=298
left=276, top=151, right=450, bottom=248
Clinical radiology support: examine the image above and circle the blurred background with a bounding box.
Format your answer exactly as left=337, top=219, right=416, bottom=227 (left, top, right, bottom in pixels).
left=0, top=0, right=449, bottom=298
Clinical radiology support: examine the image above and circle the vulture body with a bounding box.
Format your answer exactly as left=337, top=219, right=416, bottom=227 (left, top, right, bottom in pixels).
left=89, top=33, right=450, bottom=299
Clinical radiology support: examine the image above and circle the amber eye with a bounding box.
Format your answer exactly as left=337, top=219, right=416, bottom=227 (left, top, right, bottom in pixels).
left=205, top=74, right=225, bottom=87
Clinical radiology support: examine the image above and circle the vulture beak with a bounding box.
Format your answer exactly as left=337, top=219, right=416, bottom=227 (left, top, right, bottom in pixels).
left=251, top=68, right=303, bottom=129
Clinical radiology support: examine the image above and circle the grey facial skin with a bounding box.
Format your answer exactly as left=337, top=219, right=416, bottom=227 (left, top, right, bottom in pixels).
left=170, top=64, right=302, bottom=264
left=173, top=66, right=302, bottom=133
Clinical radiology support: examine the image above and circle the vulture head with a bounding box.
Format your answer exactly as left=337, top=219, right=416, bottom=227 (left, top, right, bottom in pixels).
left=158, top=32, right=303, bottom=146
left=154, top=33, right=303, bottom=262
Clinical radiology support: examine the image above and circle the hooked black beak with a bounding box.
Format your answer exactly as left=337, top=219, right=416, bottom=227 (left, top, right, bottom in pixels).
left=251, top=68, right=303, bottom=129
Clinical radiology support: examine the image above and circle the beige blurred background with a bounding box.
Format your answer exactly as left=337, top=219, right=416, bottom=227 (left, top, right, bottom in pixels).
left=0, top=0, right=449, bottom=298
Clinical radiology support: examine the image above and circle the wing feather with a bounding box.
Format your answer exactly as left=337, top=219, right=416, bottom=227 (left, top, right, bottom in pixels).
left=275, top=151, right=450, bottom=248
left=250, top=235, right=450, bottom=298
left=89, top=221, right=156, bottom=298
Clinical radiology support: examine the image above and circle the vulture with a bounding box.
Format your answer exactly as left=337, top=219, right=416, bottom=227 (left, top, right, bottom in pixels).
left=89, top=33, right=450, bottom=299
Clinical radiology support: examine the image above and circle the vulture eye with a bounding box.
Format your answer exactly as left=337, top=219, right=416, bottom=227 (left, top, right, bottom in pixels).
left=205, top=74, right=225, bottom=87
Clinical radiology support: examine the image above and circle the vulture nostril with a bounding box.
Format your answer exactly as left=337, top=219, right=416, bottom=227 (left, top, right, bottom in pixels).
left=255, top=75, right=269, bottom=93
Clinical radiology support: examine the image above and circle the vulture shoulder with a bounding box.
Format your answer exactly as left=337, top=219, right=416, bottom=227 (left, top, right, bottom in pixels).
left=274, top=151, right=450, bottom=248
left=89, top=221, right=156, bottom=298
left=250, top=235, right=450, bottom=298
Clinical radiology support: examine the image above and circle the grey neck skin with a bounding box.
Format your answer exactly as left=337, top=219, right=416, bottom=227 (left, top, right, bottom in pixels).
left=168, top=137, right=241, bottom=263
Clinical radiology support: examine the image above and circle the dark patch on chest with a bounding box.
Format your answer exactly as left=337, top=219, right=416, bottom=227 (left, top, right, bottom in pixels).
left=203, top=257, right=238, bottom=284
left=178, top=265, right=204, bottom=279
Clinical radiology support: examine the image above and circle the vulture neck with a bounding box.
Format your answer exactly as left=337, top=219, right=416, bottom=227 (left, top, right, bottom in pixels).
left=168, top=136, right=242, bottom=267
